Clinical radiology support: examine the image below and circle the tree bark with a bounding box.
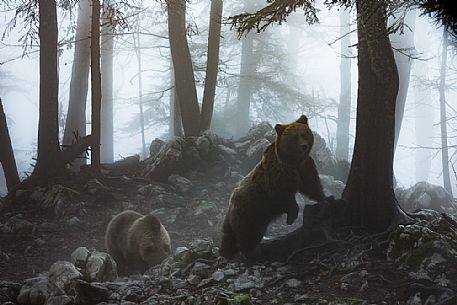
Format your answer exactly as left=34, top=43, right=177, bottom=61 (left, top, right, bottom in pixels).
left=91, top=0, right=102, bottom=172
left=438, top=29, right=452, bottom=196
left=63, top=0, right=91, bottom=169
left=0, top=99, right=20, bottom=192
left=235, top=32, right=255, bottom=138
left=414, top=59, right=433, bottom=182
left=167, top=0, right=201, bottom=136
left=200, top=0, right=223, bottom=132
left=133, top=19, right=147, bottom=158
left=391, top=10, right=416, bottom=149
left=168, top=61, right=183, bottom=137
left=335, top=8, right=352, bottom=162
left=101, top=0, right=114, bottom=163
left=342, top=0, right=401, bottom=231
left=32, top=0, right=61, bottom=179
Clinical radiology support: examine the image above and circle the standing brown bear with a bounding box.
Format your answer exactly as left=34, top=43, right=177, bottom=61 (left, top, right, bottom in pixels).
left=219, top=115, right=326, bottom=258
left=105, top=210, right=172, bottom=274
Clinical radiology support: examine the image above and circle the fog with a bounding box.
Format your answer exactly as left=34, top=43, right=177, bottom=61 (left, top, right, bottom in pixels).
left=0, top=1, right=456, bottom=196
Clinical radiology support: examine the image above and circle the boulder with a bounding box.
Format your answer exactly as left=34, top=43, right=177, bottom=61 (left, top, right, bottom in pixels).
left=48, top=261, right=83, bottom=293
left=17, top=277, right=50, bottom=305
left=70, top=247, right=117, bottom=282
left=397, top=182, right=456, bottom=213
left=74, top=280, right=110, bottom=305
left=387, top=215, right=457, bottom=282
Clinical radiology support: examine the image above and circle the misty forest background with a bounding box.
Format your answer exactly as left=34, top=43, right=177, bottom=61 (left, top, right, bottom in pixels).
left=0, top=0, right=456, bottom=201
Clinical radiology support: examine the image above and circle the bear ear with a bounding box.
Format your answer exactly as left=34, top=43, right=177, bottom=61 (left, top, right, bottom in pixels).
left=296, top=115, right=308, bottom=125
left=145, top=215, right=161, bottom=233
left=275, top=124, right=286, bottom=135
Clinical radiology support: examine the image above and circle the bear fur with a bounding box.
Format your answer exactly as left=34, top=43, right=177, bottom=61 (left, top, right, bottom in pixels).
left=219, top=115, right=325, bottom=258
left=105, top=210, right=171, bottom=274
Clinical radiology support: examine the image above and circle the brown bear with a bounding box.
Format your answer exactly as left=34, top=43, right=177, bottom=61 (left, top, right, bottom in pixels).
left=219, top=115, right=326, bottom=258
left=105, top=210, right=172, bottom=274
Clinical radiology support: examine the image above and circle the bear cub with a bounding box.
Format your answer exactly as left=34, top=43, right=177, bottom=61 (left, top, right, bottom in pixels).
left=105, top=210, right=171, bottom=274
left=219, top=115, right=326, bottom=258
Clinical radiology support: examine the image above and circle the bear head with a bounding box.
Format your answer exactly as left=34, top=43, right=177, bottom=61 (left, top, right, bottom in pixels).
left=274, top=115, right=314, bottom=166
left=138, top=215, right=172, bottom=267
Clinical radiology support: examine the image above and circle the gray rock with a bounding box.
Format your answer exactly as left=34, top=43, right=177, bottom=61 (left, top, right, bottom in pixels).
left=66, top=216, right=82, bottom=227
left=217, top=145, right=237, bottom=156
left=285, top=278, right=301, bottom=288
left=397, top=182, right=457, bottom=213
left=48, top=261, right=83, bottom=293
left=195, top=136, right=211, bottom=156
left=85, top=251, right=117, bottom=282
left=45, top=295, right=73, bottom=305
left=70, top=247, right=90, bottom=269
left=35, top=238, right=46, bottom=246
left=149, top=138, right=165, bottom=158
left=319, top=175, right=345, bottom=198
left=387, top=216, right=457, bottom=281
left=190, top=262, right=210, bottom=278
left=137, top=184, right=166, bottom=196
left=74, top=280, right=110, bottom=305
left=122, top=285, right=144, bottom=303
left=17, top=277, right=50, bottom=305
left=2, top=216, right=33, bottom=236
left=86, top=179, right=109, bottom=195
left=38, top=185, right=77, bottom=217
left=142, top=137, right=185, bottom=181
left=211, top=271, right=225, bottom=282
left=0, top=281, right=21, bottom=303
left=245, top=139, right=270, bottom=159
left=193, top=201, right=219, bottom=218
left=171, top=239, right=217, bottom=267
left=186, top=275, right=200, bottom=285
left=233, top=274, right=256, bottom=291
left=168, top=175, right=192, bottom=194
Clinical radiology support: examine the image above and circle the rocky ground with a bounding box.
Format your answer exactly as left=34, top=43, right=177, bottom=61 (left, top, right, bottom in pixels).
left=1, top=123, right=457, bottom=305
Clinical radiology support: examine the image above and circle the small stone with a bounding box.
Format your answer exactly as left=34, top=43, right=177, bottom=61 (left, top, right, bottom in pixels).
left=224, top=269, right=237, bottom=276
left=66, top=217, right=81, bottom=226
left=212, top=271, right=225, bottom=282
left=35, top=238, right=46, bottom=246
left=168, top=175, right=193, bottom=194
left=286, top=278, right=301, bottom=288
left=197, top=278, right=212, bottom=288
left=187, top=275, right=200, bottom=285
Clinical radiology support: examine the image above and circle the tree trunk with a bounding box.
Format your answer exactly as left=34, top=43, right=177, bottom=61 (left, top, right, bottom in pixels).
left=169, top=61, right=183, bottom=137
left=91, top=0, right=102, bottom=172
left=414, top=60, right=433, bottom=182
left=342, top=0, right=400, bottom=231
left=235, top=32, right=255, bottom=138
left=63, top=0, right=91, bottom=169
left=391, top=11, right=416, bottom=149
left=32, top=0, right=61, bottom=179
left=0, top=99, right=20, bottom=192
left=335, top=8, right=352, bottom=162
left=101, top=0, right=114, bottom=163
left=134, top=19, right=147, bottom=158
left=439, top=29, right=452, bottom=196
left=200, top=0, right=223, bottom=132
left=167, top=0, right=201, bottom=136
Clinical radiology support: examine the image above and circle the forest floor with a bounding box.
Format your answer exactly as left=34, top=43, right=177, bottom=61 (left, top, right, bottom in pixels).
left=1, top=167, right=455, bottom=304
left=1, top=129, right=456, bottom=304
